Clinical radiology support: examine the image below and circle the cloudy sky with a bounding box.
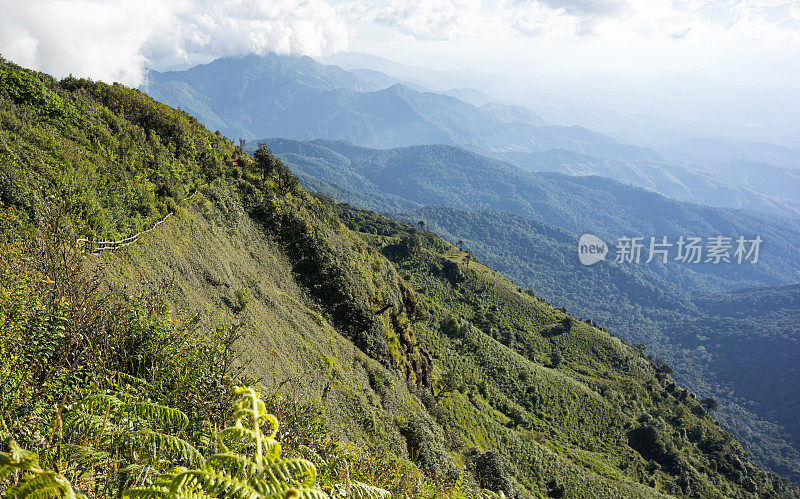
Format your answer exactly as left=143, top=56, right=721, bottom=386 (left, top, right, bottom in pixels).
left=0, top=0, right=798, bottom=87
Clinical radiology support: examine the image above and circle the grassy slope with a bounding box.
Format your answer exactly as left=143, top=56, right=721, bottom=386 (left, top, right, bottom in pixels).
left=91, top=183, right=669, bottom=498
left=88, top=183, right=425, bottom=462
left=2, top=57, right=797, bottom=497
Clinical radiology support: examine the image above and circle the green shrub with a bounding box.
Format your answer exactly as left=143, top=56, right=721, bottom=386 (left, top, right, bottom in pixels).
left=466, top=450, right=519, bottom=499
left=400, top=414, right=459, bottom=480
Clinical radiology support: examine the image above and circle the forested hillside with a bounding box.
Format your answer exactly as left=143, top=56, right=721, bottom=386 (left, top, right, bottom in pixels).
left=264, top=137, right=800, bottom=483
left=1, top=56, right=798, bottom=497
left=391, top=205, right=800, bottom=482
left=263, top=138, right=800, bottom=290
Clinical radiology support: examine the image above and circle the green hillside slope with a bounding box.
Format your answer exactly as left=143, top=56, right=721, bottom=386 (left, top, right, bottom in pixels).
left=332, top=202, right=797, bottom=497
left=261, top=136, right=800, bottom=483
left=1, top=57, right=797, bottom=497
left=389, top=205, right=800, bottom=482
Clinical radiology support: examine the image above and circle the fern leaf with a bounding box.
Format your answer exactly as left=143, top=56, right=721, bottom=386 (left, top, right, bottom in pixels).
left=63, top=410, right=116, bottom=441
left=349, top=481, right=391, bottom=499
left=217, top=428, right=282, bottom=462
left=1, top=440, right=40, bottom=470
left=0, top=464, right=14, bottom=483
left=3, top=470, right=80, bottom=498
left=18, top=483, right=78, bottom=499
left=169, top=468, right=262, bottom=499
left=204, top=453, right=259, bottom=477
left=107, top=371, right=150, bottom=390
left=59, top=443, right=111, bottom=471
left=261, top=488, right=329, bottom=499
left=260, top=458, right=318, bottom=490
left=70, top=392, right=122, bottom=414
left=122, top=486, right=170, bottom=498
left=139, top=430, right=204, bottom=467
left=172, top=491, right=217, bottom=499
left=123, top=402, right=189, bottom=431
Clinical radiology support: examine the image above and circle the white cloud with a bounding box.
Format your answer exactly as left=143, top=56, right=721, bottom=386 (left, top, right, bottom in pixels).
left=0, top=0, right=348, bottom=86
left=339, top=0, right=800, bottom=44
left=143, top=0, right=348, bottom=70
left=0, top=0, right=797, bottom=87
left=0, top=0, right=169, bottom=86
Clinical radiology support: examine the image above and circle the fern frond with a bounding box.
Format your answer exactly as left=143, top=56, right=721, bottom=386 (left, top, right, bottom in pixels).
left=123, top=402, right=189, bottom=431
left=0, top=464, right=14, bottom=483
left=348, top=481, right=392, bottom=499
left=1, top=440, right=40, bottom=470
left=149, top=467, right=187, bottom=487
left=330, top=481, right=391, bottom=499
left=138, top=430, right=204, bottom=467
left=115, top=387, right=335, bottom=499
left=59, top=443, right=111, bottom=471
left=118, top=463, right=163, bottom=490
left=261, top=488, right=329, bottom=499
left=107, top=371, right=151, bottom=390
left=260, top=458, right=318, bottom=489
left=122, top=486, right=170, bottom=498
left=217, top=429, right=282, bottom=462
left=62, top=411, right=116, bottom=442
left=204, top=453, right=259, bottom=477
left=70, top=392, right=122, bottom=414
left=169, top=468, right=262, bottom=499
left=231, top=387, right=279, bottom=438
left=3, top=470, right=81, bottom=498
left=217, top=426, right=261, bottom=446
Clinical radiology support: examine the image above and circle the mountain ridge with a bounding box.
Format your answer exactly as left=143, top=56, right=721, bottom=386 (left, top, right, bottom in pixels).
left=143, top=53, right=800, bottom=219
left=264, top=137, right=800, bottom=482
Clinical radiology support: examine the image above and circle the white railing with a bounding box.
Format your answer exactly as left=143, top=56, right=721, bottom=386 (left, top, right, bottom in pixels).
left=75, top=188, right=201, bottom=254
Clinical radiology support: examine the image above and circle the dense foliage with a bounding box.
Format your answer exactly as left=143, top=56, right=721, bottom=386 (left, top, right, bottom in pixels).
left=0, top=56, right=240, bottom=239
left=387, top=205, right=800, bottom=483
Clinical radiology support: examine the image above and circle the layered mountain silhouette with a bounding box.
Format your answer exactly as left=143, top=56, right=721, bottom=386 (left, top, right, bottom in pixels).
left=144, top=53, right=800, bottom=218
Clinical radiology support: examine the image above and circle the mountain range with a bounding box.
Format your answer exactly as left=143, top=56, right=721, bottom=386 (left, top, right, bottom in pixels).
left=144, top=53, right=800, bottom=219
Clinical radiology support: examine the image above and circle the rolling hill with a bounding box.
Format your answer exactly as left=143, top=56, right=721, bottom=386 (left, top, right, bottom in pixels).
left=262, top=138, right=800, bottom=291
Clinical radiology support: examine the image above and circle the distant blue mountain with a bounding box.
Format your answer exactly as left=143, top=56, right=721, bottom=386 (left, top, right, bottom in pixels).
left=262, top=138, right=800, bottom=291
left=143, top=53, right=800, bottom=219
left=144, top=53, right=649, bottom=157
